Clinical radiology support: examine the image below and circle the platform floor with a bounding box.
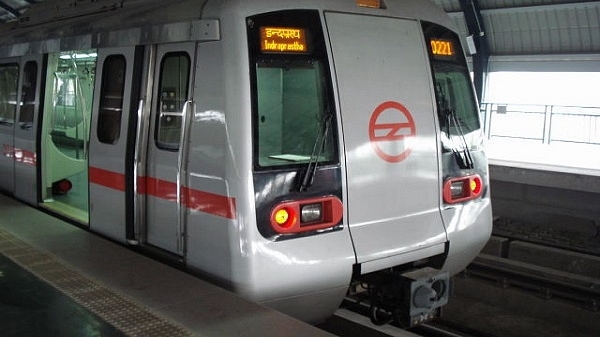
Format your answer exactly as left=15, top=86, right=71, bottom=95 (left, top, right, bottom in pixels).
left=0, top=194, right=332, bottom=337
left=487, top=138, right=600, bottom=176
left=0, top=253, right=125, bottom=336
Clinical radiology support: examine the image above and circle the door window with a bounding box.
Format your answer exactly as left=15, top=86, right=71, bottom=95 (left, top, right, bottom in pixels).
left=0, top=64, right=19, bottom=126
left=18, top=61, right=38, bottom=130
left=97, top=55, right=126, bottom=144
left=155, top=52, right=190, bottom=151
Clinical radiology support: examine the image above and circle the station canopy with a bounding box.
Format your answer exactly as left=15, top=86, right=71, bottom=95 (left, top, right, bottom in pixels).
left=1, top=0, right=599, bottom=71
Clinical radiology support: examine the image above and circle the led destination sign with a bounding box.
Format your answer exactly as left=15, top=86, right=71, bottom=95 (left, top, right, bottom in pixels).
left=260, top=27, right=308, bottom=53
left=430, top=39, right=454, bottom=57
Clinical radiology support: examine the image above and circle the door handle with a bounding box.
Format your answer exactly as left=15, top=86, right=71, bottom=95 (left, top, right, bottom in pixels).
left=176, top=100, right=195, bottom=255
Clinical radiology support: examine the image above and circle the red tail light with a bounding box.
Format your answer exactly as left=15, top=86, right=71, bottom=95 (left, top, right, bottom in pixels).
left=270, top=196, right=343, bottom=234
left=443, top=175, right=483, bottom=204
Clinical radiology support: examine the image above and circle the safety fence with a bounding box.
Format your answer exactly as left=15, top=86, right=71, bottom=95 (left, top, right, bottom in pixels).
left=480, top=103, right=600, bottom=145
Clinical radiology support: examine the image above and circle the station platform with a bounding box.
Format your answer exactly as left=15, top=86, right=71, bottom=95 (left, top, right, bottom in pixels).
left=486, top=138, right=600, bottom=176
left=0, top=194, right=333, bottom=337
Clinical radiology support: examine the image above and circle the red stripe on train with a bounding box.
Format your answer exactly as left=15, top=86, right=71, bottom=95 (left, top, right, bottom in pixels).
left=89, top=167, right=126, bottom=192
left=91, top=167, right=236, bottom=220
left=144, top=176, right=177, bottom=202
left=183, top=186, right=237, bottom=220
left=2, top=144, right=37, bottom=166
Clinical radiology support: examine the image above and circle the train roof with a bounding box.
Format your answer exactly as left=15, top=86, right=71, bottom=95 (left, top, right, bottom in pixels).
left=0, top=0, right=455, bottom=58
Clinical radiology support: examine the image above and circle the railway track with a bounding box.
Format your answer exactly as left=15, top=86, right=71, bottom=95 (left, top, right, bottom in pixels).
left=477, top=218, right=600, bottom=310
left=468, top=252, right=600, bottom=310
left=320, top=298, right=492, bottom=337
left=437, top=219, right=600, bottom=336
left=493, top=217, right=600, bottom=256
left=413, top=320, right=496, bottom=337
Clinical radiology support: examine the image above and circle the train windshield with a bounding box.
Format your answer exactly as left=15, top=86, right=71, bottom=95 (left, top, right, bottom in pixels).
left=423, top=22, right=482, bottom=150
left=248, top=10, right=338, bottom=169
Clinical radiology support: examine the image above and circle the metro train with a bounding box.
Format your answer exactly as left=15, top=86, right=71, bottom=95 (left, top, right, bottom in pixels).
left=0, top=0, right=492, bottom=326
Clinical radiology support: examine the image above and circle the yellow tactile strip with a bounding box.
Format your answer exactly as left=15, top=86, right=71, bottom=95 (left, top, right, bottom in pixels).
left=0, top=228, right=195, bottom=337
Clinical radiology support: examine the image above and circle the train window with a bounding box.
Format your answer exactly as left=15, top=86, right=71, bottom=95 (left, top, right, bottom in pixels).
left=18, top=61, right=38, bottom=130
left=156, top=52, right=190, bottom=151
left=97, top=55, right=126, bottom=144
left=0, top=64, right=19, bottom=127
left=248, top=10, right=338, bottom=169
left=422, top=22, right=481, bottom=147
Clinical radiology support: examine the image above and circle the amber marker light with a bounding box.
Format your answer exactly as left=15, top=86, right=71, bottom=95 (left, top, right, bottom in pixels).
left=272, top=207, right=297, bottom=230
left=273, top=207, right=295, bottom=228
left=274, top=209, right=289, bottom=225
left=470, top=176, right=482, bottom=195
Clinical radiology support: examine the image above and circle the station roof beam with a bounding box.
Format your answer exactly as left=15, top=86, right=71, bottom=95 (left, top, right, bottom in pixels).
left=0, top=0, right=43, bottom=23
left=458, top=0, right=489, bottom=103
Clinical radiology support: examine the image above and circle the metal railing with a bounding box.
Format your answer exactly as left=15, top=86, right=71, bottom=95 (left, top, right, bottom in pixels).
left=480, top=103, right=600, bottom=145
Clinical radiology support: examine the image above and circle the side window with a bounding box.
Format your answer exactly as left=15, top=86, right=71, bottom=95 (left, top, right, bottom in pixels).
left=97, top=55, right=126, bottom=144
left=18, top=61, right=38, bottom=129
left=156, top=52, right=190, bottom=151
left=0, top=64, right=19, bottom=126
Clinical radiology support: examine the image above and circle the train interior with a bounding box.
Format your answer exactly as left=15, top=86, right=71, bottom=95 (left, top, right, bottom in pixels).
left=40, top=49, right=97, bottom=224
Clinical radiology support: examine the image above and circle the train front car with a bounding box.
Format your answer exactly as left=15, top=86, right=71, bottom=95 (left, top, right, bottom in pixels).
left=216, top=0, right=493, bottom=326
left=0, top=0, right=490, bottom=327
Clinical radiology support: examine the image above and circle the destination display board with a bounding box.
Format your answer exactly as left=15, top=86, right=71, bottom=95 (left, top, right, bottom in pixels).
left=260, top=27, right=308, bottom=54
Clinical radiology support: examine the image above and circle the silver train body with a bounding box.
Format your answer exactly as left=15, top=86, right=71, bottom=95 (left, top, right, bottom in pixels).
left=0, top=0, right=492, bottom=325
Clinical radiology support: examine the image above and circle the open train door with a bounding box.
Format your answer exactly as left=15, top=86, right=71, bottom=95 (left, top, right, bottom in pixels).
left=88, top=46, right=143, bottom=242
left=325, top=13, right=448, bottom=273
left=144, top=43, right=196, bottom=257
left=39, top=50, right=97, bottom=223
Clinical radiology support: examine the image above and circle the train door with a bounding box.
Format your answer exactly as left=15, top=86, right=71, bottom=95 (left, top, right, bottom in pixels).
left=325, top=13, right=447, bottom=271
left=14, top=55, right=44, bottom=205
left=0, top=58, right=19, bottom=195
left=39, top=50, right=97, bottom=223
left=144, top=43, right=196, bottom=256
left=88, top=47, right=142, bottom=242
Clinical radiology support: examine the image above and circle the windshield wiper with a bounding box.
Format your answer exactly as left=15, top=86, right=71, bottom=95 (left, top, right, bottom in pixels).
left=436, top=83, right=474, bottom=170
left=298, top=114, right=333, bottom=192
left=445, top=108, right=474, bottom=169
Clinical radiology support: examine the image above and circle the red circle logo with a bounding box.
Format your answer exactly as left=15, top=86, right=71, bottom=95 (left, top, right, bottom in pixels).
left=368, top=101, right=416, bottom=163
